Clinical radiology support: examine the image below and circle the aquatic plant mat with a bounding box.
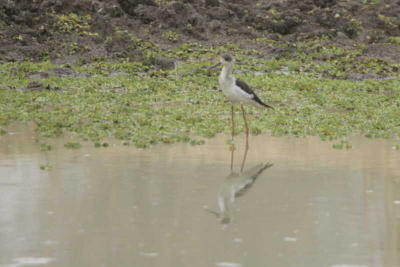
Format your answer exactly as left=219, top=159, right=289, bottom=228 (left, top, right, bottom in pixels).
left=1, top=42, right=399, bottom=148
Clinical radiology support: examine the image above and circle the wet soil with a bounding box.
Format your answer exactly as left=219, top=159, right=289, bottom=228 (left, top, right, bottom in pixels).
left=1, top=0, right=400, bottom=65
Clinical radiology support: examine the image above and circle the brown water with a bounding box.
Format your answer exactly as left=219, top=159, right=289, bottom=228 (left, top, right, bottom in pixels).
left=0, top=125, right=399, bottom=267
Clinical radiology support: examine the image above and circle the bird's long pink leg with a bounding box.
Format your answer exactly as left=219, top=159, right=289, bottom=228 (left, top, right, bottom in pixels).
left=231, top=105, right=235, bottom=140
left=230, top=148, right=234, bottom=171
left=241, top=104, right=249, bottom=149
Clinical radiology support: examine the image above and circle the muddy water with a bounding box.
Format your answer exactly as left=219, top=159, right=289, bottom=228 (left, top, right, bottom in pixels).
left=0, top=125, right=399, bottom=267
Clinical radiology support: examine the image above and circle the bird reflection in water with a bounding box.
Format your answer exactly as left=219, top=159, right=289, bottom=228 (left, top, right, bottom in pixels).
left=206, top=146, right=273, bottom=224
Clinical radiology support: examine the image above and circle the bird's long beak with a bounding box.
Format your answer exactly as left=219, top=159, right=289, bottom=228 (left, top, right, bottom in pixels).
left=207, top=62, right=221, bottom=76
left=208, top=62, right=221, bottom=70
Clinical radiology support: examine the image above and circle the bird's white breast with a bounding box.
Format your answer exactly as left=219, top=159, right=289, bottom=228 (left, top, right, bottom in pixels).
left=219, top=76, right=253, bottom=104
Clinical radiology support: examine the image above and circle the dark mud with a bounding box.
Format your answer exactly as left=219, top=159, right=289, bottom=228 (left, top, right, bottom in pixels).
left=0, top=0, right=399, bottom=65
left=26, top=66, right=90, bottom=79
left=18, top=80, right=61, bottom=91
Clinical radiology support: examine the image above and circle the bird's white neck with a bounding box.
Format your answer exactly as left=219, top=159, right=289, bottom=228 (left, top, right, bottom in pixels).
left=219, top=65, right=233, bottom=83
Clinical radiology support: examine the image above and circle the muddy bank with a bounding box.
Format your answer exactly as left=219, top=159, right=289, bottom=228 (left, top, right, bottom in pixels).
left=0, top=0, right=399, bottom=64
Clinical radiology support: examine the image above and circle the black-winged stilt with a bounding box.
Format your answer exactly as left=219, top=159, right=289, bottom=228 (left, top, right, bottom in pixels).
left=212, top=54, right=274, bottom=146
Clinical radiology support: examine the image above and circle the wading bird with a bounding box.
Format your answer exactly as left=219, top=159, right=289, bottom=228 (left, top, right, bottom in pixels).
left=211, top=54, right=273, bottom=146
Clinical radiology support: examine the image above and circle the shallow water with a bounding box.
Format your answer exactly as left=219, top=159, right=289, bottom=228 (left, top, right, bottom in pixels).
left=0, top=125, right=399, bottom=267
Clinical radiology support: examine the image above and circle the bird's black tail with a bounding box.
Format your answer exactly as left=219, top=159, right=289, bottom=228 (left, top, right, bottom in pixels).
left=253, top=95, right=274, bottom=109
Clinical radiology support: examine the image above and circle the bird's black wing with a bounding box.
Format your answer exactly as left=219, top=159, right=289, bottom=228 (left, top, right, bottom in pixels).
left=235, top=79, right=273, bottom=109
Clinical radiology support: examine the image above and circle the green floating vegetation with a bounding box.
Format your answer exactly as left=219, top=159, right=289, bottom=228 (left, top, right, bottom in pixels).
left=39, top=163, right=51, bottom=170
left=39, top=143, right=52, bottom=151
left=387, top=36, right=400, bottom=45
left=332, top=140, right=353, bottom=150
left=0, top=40, right=399, bottom=148
left=94, top=141, right=109, bottom=147
left=190, top=139, right=205, bottom=146
left=64, top=142, right=82, bottom=149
